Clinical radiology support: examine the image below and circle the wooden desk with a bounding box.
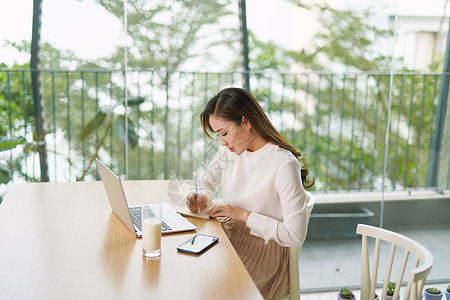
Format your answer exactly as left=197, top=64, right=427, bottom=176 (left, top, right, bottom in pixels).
left=0, top=181, right=262, bottom=300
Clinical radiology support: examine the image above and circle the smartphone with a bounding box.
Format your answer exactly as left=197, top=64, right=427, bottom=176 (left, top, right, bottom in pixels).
left=177, top=234, right=219, bottom=255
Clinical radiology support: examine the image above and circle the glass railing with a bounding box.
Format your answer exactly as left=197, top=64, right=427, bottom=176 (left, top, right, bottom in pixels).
left=1, top=69, right=449, bottom=193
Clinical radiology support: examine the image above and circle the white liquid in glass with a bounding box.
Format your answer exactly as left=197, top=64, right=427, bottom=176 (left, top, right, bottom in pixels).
left=142, top=218, right=161, bottom=257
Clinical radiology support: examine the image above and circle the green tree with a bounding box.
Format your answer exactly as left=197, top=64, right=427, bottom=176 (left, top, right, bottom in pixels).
left=2, top=0, right=238, bottom=182
left=79, top=0, right=237, bottom=179
left=0, top=60, right=38, bottom=186
left=93, top=0, right=236, bottom=70
left=288, top=1, right=392, bottom=72
left=245, top=1, right=437, bottom=191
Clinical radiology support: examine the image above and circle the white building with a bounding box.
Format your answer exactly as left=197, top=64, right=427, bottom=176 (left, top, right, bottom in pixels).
left=352, top=0, right=449, bottom=71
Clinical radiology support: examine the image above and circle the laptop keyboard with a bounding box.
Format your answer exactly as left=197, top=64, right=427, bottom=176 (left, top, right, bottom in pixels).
left=129, top=206, right=172, bottom=232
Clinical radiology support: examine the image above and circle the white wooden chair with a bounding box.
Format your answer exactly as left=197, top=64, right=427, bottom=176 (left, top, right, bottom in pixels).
left=356, top=224, right=434, bottom=300
left=285, top=190, right=316, bottom=300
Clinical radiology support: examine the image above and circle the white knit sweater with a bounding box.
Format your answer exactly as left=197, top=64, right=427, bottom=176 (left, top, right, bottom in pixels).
left=200, top=142, right=308, bottom=247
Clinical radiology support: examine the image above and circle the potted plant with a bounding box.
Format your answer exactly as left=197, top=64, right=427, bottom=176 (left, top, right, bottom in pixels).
left=386, top=282, right=398, bottom=300
left=338, top=287, right=355, bottom=300
left=445, top=285, right=450, bottom=300
left=424, top=287, right=443, bottom=300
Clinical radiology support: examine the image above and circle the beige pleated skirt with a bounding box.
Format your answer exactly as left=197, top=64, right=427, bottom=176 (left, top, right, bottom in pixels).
left=220, top=218, right=290, bottom=300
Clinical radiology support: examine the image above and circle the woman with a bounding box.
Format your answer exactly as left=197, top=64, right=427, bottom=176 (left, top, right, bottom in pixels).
left=186, top=87, right=314, bottom=300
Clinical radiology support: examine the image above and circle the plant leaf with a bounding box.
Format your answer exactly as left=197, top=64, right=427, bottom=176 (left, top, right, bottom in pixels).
left=80, top=111, right=107, bottom=140
left=0, top=165, right=11, bottom=184
left=115, top=116, right=138, bottom=149
left=0, top=136, right=26, bottom=151
left=121, top=96, right=145, bottom=106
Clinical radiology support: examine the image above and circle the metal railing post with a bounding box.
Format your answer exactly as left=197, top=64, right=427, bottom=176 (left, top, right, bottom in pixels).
left=30, top=0, right=49, bottom=182
left=239, top=0, right=250, bottom=92
left=427, top=21, right=450, bottom=188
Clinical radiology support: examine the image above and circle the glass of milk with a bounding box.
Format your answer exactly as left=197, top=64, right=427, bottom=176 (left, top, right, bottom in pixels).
left=141, top=203, right=162, bottom=258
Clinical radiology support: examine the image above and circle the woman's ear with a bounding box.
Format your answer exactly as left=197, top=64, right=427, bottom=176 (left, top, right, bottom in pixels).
left=242, top=116, right=251, bottom=129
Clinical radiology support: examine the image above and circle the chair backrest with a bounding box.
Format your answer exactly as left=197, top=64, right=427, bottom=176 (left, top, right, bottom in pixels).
left=356, top=224, right=434, bottom=300
left=288, top=190, right=316, bottom=300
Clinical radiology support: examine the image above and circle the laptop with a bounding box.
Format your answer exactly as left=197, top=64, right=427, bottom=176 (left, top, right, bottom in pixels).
left=95, top=158, right=197, bottom=237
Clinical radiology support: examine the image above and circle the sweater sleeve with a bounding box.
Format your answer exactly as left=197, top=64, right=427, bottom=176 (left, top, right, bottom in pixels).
left=198, top=147, right=226, bottom=202
left=246, top=159, right=308, bottom=247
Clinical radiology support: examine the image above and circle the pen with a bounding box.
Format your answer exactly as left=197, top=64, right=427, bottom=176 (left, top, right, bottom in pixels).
left=194, top=172, right=200, bottom=214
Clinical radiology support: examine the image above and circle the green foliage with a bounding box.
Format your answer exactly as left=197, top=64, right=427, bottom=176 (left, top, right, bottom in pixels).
left=77, top=100, right=142, bottom=180
left=339, top=287, right=355, bottom=299
left=248, top=32, right=290, bottom=70
left=124, top=96, right=145, bottom=107
left=93, top=0, right=236, bottom=71
left=0, top=136, right=26, bottom=184
left=288, top=1, right=393, bottom=72
left=4, top=40, right=83, bottom=69
left=246, top=2, right=444, bottom=191
left=426, top=287, right=442, bottom=295
left=114, top=116, right=138, bottom=149
left=429, top=53, right=445, bottom=72
left=80, top=111, right=107, bottom=141
left=0, top=60, right=36, bottom=185
left=1, top=0, right=447, bottom=190
left=0, top=136, right=28, bottom=204
left=0, top=136, right=26, bottom=151
left=387, top=282, right=396, bottom=296
left=2, top=0, right=236, bottom=181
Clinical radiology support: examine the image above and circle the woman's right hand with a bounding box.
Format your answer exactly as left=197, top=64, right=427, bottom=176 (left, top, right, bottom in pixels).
left=186, top=193, right=209, bottom=213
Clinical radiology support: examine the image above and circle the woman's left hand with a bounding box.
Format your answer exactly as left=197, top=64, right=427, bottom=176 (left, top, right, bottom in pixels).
left=206, top=204, right=250, bottom=223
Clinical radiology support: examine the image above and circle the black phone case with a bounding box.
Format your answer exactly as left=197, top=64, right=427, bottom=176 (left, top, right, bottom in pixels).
left=177, top=234, right=219, bottom=255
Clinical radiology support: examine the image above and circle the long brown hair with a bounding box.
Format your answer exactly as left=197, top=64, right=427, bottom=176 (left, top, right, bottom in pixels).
left=200, top=87, right=314, bottom=188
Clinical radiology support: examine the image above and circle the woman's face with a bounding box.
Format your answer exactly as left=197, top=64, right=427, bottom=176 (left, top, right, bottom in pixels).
left=209, top=114, right=254, bottom=155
